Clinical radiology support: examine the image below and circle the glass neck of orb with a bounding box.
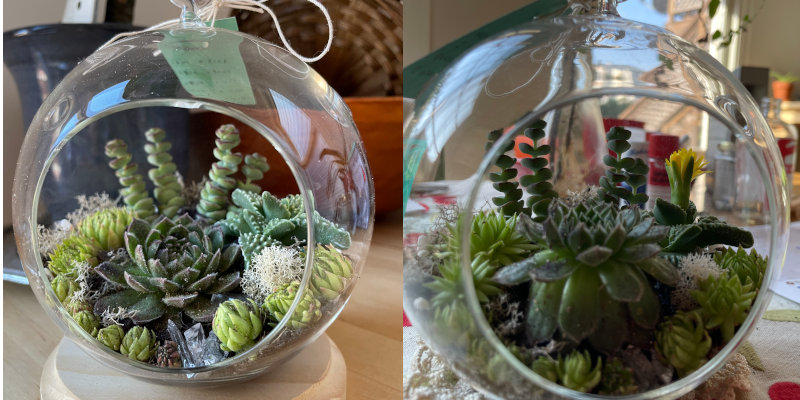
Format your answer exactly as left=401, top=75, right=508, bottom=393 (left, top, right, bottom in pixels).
left=569, top=0, right=620, bottom=16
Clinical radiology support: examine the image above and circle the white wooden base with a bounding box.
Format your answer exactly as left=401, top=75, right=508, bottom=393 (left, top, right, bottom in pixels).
left=41, top=333, right=346, bottom=400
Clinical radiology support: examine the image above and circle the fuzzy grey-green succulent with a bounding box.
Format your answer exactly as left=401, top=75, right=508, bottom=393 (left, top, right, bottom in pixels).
left=494, top=200, right=678, bottom=344
left=221, top=189, right=351, bottom=267
left=94, top=214, right=242, bottom=324
left=692, top=272, right=755, bottom=342
left=655, top=310, right=711, bottom=377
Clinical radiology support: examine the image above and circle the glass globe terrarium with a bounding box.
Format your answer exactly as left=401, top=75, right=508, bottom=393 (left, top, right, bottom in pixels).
left=12, top=1, right=373, bottom=385
left=403, top=1, right=788, bottom=399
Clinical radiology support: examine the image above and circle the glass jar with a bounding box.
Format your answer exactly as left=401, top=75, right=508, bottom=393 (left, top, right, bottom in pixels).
left=12, top=2, right=374, bottom=385
left=403, top=0, right=788, bottom=398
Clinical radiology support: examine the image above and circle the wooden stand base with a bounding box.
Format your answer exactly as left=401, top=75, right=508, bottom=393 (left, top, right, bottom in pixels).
left=41, top=333, right=346, bottom=399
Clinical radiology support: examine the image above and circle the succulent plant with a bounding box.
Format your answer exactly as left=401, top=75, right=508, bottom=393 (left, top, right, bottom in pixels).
left=73, top=310, right=100, bottom=337
left=518, top=120, right=557, bottom=220
left=97, top=325, right=125, bottom=351
left=598, top=127, right=649, bottom=206
left=197, top=124, right=243, bottom=221
left=94, top=214, right=242, bottom=324
left=264, top=281, right=322, bottom=329
left=105, top=139, right=156, bottom=219
left=556, top=350, right=602, bottom=393
left=311, top=245, right=353, bottom=300
left=665, top=148, right=709, bottom=210
left=692, top=273, right=755, bottom=342
left=51, top=274, right=79, bottom=303
left=531, top=355, right=559, bottom=382
left=426, top=258, right=501, bottom=309
left=47, top=234, right=100, bottom=276
left=655, top=310, right=712, bottom=377
left=212, top=298, right=264, bottom=352
left=65, top=298, right=93, bottom=316
left=156, top=340, right=182, bottom=367
left=435, top=209, right=536, bottom=267
left=144, top=128, right=185, bottom=218
left=486, top=128, right=525, bottom=215
left=494, top=200, right=678, bottom=343
left=655, top=202, right=754, bottom=253
left=78, top=207, right=134, bottom=251
left=120, top=326, right=158, bottom=362
left=715, top=247, right=767, bottom=293
left=598, top=358, right=638, bottom=395
left=237, top=153, right=270, bottom=193
left=221, top=189, right=351, bottom=266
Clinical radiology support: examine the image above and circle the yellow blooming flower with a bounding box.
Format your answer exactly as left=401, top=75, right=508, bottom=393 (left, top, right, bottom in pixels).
left=665, top=148, right=711, bottom=210
left=665, top=148, right=710, bottom=181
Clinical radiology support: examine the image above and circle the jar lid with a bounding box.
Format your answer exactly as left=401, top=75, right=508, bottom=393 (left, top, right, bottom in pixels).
left=648, top=133, right=679, bottom=159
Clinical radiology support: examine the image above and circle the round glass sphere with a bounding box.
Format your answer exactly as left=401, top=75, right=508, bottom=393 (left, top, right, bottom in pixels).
left=12, top=18, right=374, bottom=385
left=403, top=2, right=787, bottom=399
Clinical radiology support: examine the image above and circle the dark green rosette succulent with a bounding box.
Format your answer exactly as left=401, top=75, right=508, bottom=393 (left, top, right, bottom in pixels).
left=51, top=274, right=79, bottom=303
left=556, top=350, right=602, bottom=393
left=94, top=214, right=242, bottom=323
left=655, top=310, right=711, bottom=377
left=494, top=200, right=678, bottom=345
left=598, top=358, right=638, bottom=395
left=311, top=245, right=353, bottom=300
left=73, top=310, right=100, bottom=337
left=120, top=326, right=157, bottom=362
left=264, top=281, right=322, bottom=329
left=78, top=207, right=134, bottom=251
left=221, top=189, right=351, bottom=266
left=97, top=325, right=125, bottom=351
left=715, top=247, right=767, bottom=293
left=692, top=273, right=756, bottom=342
left=531, top=355, right=559, bottom=382
left=212, top=298, right=264, bottom=352
left=47, top=234, right=100, bottom=276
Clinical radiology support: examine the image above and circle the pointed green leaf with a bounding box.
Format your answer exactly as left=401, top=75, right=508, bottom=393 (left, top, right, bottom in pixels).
left=575, top=246, right=614, bottom=267
left=526, top=280, right=565, bottom=343
left=558, top=267, right=602, bottom=342
left=162, top=292, right=199, bottom=308
left=639, top=256, right=679, bottom=286
left=597, top=261, right=644, bottom=302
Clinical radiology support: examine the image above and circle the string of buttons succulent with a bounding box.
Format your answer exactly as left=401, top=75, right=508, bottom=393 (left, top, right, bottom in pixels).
left=406, top=119, right=768, bottom=395
left=40, top=119, right=354, bottom=368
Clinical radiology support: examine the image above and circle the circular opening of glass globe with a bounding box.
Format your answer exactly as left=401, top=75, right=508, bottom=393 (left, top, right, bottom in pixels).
left=403, top=7, right=788, bottom=399
left=13, top=26, right=374, bottom=385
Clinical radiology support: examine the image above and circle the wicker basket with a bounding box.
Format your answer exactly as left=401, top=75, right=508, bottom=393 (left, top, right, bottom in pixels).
left=235, top=0, right=402, bottom=97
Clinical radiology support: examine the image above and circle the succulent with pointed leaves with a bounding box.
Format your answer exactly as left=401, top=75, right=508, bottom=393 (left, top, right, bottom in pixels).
left=47, top=234, right=100, bottom=276
left=692, top=273, right=755, bottom=342
left=598, top=358, right=638, bottom=395
left=212, top=299, right=264, bottom=352
left=556, top=350, right=602, bottom=393
left=120, top=326, right=158, bottom=362
left=264, top=281, right=322, bottom=329
left=715, top=247, right=767, bottom=293
left=144, top=128, right=185, bottom=218
left=105, top=139, right=156, bottom=219
left=655, top=310, right=712, bottom=377
left=197, top=124, right=243, bottom=221
left=73, top=310, right=100, bottom=337
left=531, top=355, right=558, bottom=382
left=51, top=274, right=79, bottom=303
left=311, top=245, right=353, bottom=300
left=94, top=214, right=242, bottom=324
left=221, top=189, right=351, bottom=266
left=97, top=325, right=125, bottom=351
left=493, top=200, right=678, bottom=345
left=78, top=207, right=134, bottom=251
left=426, top=258, right=501, bottom=311
left=156, top=340, right=182, bottom=367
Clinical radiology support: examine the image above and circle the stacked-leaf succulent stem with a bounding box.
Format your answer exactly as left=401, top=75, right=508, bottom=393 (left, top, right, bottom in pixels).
left=518, top=120, right=556, bottom=221
left=144, top=128, right=185, bottom=217
left=197, top=124, right=243, bottom=221
left=486, top=129, right=524, bottom=215
left=105, top=139, right=156, bottom=219
left=598, top=127, right=649, bottom=206
left=237, top=153, right=270, bottom=193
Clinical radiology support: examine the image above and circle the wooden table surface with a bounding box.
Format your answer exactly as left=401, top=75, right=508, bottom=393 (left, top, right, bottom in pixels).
left=3, top=211, right=403, bottom=400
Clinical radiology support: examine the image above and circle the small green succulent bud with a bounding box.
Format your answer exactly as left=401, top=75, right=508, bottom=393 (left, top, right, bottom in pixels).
left=47, top=235, right=100, bottom=276
left=714, top=247, right=767, bottom=292
left=692, top=273, right=755, bottom=342
left=311, top=245, right=353, bottom=300
left=78, top=207, right=133, bottom=250
left=556, top=350, right=602, bottom=393
left=264, top=281, right=322, bottom=329
left=64, top=298, right=92, bottom=316
left=120, top=326, right=158, bottom=362
left=51, top=274, right=79, bottom=303
left=97, top=325, right=125, bottom=351
left=655, top=310, right=712, bottom=377
left=212, top=299, right=264, bottom=353
left=73, top=311, right=100, bottom=337
left=531, top=356, right=558, bottom=382
left=598, top=358, right=638, bottom=395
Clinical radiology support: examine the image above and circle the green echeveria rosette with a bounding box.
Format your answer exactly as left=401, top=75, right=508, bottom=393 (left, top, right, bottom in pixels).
left=692, top=273, right=756, bottom=342
left=212, top=298, right=264, bottom=352
left=264, top=281, right=322, bottom=329
left=598, top=358, right=638, bottom=395
left=556, top=350, right=602, bottom=393
left=51, top=274, right=79, bottom=303
left=97, top=325, right=125, bottom=351
left=120, top=326, right=158, bottom=362
left=73, top=310, right=100, bottom=337
left=311, top=245, right=354, bottom=300
left=655, top=310, right=712, bottom=377
left=47, top=234, right=100, bottom=276
left=715, top=247, right=767, bottom=292
left=78, top=207, right=134, bottom=251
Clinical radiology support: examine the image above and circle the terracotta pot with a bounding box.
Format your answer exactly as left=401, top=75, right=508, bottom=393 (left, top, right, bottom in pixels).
left=773, top=81, right=794, bottom=101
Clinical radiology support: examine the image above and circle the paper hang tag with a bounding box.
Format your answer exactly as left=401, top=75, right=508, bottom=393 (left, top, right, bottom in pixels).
left=159, top=17, right=256, bottom=105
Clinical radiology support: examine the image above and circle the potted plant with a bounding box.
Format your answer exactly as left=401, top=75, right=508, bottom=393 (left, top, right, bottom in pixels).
left=771, top=71, right=799, bottom=101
